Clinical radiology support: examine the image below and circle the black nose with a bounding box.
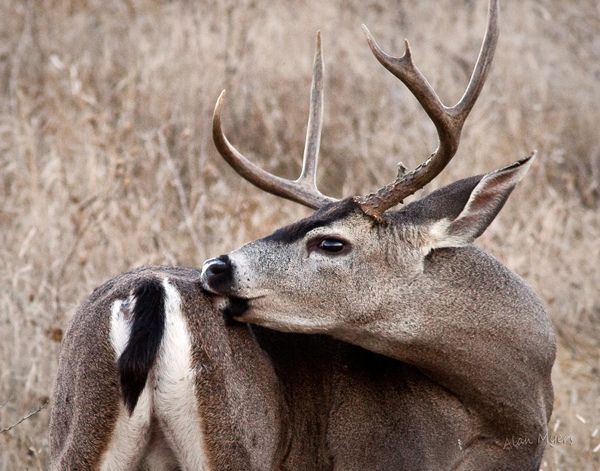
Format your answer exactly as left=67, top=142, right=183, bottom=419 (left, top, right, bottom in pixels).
left=206, top=256, right=230, bottom=276
left=202, top=255, right=233, bottom=293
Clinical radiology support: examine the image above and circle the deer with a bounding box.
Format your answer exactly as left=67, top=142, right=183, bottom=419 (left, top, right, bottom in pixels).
left=49, top=3, right=554, bottom=470
left=202, top=1, right=556, bottom=470
left=48, top=33, right=503, bottom=470
left=53, top=265, right=478, bottom=470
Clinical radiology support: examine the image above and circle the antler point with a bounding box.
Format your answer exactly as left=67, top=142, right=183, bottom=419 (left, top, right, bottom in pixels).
left=526, top=149, right=537, bottom=161
left=403, top=39, right=412, bottom=58
left=396, top=162, right=408, bottom=177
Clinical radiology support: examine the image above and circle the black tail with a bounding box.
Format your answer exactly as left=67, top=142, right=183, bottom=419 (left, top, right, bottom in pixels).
left=118, top=278, right=166, bottom=415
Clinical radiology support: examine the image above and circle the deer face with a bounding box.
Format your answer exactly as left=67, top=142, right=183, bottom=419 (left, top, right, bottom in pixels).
left=203, top=199, right=424, bottom=332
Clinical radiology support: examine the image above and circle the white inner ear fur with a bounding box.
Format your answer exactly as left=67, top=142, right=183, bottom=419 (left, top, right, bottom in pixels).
left=455, top=163, right=527, bottom=222
left=420, top=157, right=533, bottom=255
left=420, top=218, right=469, bottom=255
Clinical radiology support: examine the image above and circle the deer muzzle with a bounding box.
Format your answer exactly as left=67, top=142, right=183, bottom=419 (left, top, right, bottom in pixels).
left=201, top=255, right=234, bottom=295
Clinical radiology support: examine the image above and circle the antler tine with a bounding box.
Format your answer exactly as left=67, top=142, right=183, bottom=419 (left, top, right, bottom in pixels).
left=361, top=32, right=450, bottom=137
left=453, top=0, right=499, bottom=118
left=356, top=0, right=499, bottom=220
left=212, top=33, right=337, bottom=210
left=298, top=31, right=324, bottom=188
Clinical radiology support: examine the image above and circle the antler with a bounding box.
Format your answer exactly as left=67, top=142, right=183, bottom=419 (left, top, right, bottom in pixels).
left=212, top=32, right=337, bottom=210
left=355, top=0, right=499, bottom=220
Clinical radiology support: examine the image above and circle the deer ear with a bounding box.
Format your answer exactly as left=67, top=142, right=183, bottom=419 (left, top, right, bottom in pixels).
left=425, top=153, right=535, bottom=251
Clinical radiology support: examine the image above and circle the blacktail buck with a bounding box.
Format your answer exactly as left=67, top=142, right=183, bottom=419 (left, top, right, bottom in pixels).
left=203, top=0, right=556, bottom=470
left=48, top=19, right=509, bottom=471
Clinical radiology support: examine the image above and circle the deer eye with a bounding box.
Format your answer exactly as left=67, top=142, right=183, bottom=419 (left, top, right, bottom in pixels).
left=314, top=237, right=350, bottom=255
left=319, top=239, right=344, bottom=252
left=306, top=236, right=351, bottom=256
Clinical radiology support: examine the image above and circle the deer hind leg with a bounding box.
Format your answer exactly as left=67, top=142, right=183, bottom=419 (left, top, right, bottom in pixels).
left=99, top=385, right=153, bottom=470
left=140, top=418, right=180, bottom=471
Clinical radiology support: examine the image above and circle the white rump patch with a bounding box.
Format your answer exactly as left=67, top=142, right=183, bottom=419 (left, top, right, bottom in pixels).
left=153, top=278, right=210, bottom=470
left=109, top=294, right=136, bottom=357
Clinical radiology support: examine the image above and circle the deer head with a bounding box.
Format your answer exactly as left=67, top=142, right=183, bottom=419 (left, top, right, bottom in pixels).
left=203, top=1, right=556, bottom=454
left=203, top=0, right=532, bottom=331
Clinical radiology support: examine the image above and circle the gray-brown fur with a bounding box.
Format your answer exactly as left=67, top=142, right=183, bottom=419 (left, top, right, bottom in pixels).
left=50, top=270, right=128, bottom=470
left=203, top=159, right=556, bottom=471
left=53, top=265, right=511, bottom=470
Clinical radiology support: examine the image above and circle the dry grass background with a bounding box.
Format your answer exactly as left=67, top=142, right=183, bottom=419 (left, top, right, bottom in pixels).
left=0, top=0, right=599, bottom=469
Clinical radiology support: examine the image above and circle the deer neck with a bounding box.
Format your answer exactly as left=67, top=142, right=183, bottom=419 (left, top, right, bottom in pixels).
left=336, top=246, right=554, bottom=436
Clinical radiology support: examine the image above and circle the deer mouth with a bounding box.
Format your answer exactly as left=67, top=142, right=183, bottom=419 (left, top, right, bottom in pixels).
left=221, top=295, right=267, bottom=325
left=222, top=296, right=250, bottom=324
